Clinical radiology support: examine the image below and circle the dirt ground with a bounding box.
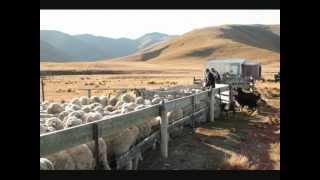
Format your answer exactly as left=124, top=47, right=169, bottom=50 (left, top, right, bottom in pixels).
left=40, top=62, right=279, bottom=103
left=139, top=85, right=280, bottom=170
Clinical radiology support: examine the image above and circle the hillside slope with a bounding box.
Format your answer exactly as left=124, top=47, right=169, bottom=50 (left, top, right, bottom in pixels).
left=113, top=25, right=280, bottom=65
left=40, top=30, right=171, bottom=61
left=40, top=40, right=73, bottom=61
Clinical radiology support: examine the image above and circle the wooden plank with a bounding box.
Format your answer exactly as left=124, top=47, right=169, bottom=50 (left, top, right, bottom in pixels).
left=40, top=123, right=95, bottom=156
left=99, top=104, right=160, bottom=138
left=195, top=90, right=210, bottom=101
left=168, top=107, right=208, bottom=129
left=165, top=95, right=193, bottom=110
left=159, top=100, right=169, bottom=159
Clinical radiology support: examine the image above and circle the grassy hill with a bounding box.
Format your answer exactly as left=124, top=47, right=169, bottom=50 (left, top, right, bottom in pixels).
left=116, top=24, right=280, bottom=65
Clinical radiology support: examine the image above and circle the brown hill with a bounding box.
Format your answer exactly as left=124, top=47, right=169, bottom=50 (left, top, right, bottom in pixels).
left=111, top=24, right=280, bottom=66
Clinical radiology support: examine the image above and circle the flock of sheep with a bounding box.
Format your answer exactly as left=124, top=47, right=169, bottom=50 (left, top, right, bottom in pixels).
left=40, top=88, right=212, bottom=170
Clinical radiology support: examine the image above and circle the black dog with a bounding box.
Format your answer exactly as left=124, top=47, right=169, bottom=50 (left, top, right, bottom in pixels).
left=234, top=87, right=261, bottom=112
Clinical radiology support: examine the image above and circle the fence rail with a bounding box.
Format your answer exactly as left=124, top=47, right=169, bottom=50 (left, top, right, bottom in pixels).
left=40, top=84, right=230, bottom=168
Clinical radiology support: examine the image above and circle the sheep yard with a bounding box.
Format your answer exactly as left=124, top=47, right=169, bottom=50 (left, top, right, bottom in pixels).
left=40, top=62, right=280, bottom=170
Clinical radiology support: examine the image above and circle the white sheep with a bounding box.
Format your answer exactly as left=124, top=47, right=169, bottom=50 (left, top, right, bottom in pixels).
left=46, top=117, right=64, bottom=131
left=58, top=110, right=73, bottom=121
left=151, top=97, right=161, bottom=105
left=104, top=105, right=115, bottom=112
left=65, top=104, right=81, bottom=111
left=144, top=99, right=152, bottom=105
left=70, top=98, right=81, bottom=106
left=40, top=158, right=54, bottom=170
left=135, top=97, right=144, bottom=104
left=120, top=93, right=135, bottom=103
left=99, top=96, right=108, bottom=107
left=81, top=105, right=91, bottom=113
left=85, top=112, right=103, bottom=123
left=47, top=103, right=64, bottom=114
left=40, top=124, right=47, bottom=134
left=46, top=144, right=95, bottom=170
left=90, top=96, right=101, bottom=104
left=79, top=96, right=90, bottom=105
left=93, top=106, right=104, bottom=115
left=64, top=116, right=82, bottom=128
left=108, top=96, right=118, bottom=106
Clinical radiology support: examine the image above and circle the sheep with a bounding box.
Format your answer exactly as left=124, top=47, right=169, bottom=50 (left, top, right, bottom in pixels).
left=64, top=116, right=82, bottom=128
left=89, top=103, right=101, bottom=110
left=40, top=158, right=54, bottom=170
left=115, top=101, right=124, bottom=110
left=81, top=105, right=91, bottom=113
left=151, top=97, right=161, bottom=105
left=135, top=97, right=144, bottom=104
left=58, top=110, right=71, bottom=121
left=47, top=103, right=64, bottom=114
left=93, top=106, right=104, bottom=115
left=40, top=124, right=47, bottom=134
left=46, top=117, right=64, bottom=131
left=85, top=138, right=111, bottom=170
left=99, top=96, right=108, bottom=107
left=120, top=93, right=135, bottom=103
left=65, top=104, right=81, bottom=111
left=104, top=126, right=140, bottom=169
left=108, top=96, right=118, bottom=106
left=90, top=96, right=101, bottom=104
left=104, top=105, right=116, bottom=112
left=85, top=112, right=103, bottom=123
left=70, top=98, right=81, bottom=106
left=46, top=144, right=95, bottom=170
left=44, top=138, right=111, bottom=170
left=66, top=110, right=86, bottom=122
left=144, top=99, right=152, bottom=105
left=79, top=96, right=90, bottom=105
left=167, top=108, right=184, bottom=138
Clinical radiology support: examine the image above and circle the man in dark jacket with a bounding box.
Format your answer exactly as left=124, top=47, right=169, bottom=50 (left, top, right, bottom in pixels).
left=204, top=68, right=216, bottom=88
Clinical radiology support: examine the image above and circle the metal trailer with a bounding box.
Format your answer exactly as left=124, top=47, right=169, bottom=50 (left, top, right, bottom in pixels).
left=204, top=59, right=262, bottom=90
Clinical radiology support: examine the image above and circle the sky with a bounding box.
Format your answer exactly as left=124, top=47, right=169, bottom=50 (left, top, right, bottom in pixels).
left=40, top=10, right=280, bottom=39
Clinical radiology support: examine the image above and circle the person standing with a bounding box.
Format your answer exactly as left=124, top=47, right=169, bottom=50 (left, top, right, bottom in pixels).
left=203, top=68, right=216, bottom=88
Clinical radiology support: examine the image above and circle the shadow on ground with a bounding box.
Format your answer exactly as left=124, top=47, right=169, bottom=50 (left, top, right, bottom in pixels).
left=139, top=104, right=280, bottom=170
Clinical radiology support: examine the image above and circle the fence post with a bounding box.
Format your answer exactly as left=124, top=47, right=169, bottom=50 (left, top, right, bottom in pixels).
left=88, top=89, right=92, bottom=98
left=159, top=100, right=169, bottom=159
left=92, top=123, right=102, bottom=169
left=191, top=94, right=196, bottom=128
left=41, top=78, right=45, bottom=102
left=209, top=88, right=216, bottom=122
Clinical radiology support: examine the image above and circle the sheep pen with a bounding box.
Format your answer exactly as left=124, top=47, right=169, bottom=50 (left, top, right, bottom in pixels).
left=40, top=85, right=230, bottom=170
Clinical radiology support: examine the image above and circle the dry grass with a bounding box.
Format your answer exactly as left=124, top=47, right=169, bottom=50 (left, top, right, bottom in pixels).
left=221, top=153, right=255, bottom=170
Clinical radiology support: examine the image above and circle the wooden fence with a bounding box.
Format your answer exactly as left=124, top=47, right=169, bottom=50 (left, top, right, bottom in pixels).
left=40, top=84, right=230, bottom=169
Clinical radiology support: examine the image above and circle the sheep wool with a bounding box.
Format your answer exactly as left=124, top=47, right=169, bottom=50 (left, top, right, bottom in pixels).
left=99, top=96, right=108, bottom=107
left=135, top=97, right=144, bottom=104
left=151, top=97, right=161, bottom=105
left=46, top=117, right=64, bottom=130
left=108, top=96, right=118, bottom=106
left=47, top=103, right=64, bottom=114
left=64, top=117, right=82, bottom=128
left=40, top=158, right=54, bottom=170
left=79, top=96, right=90, bottom=105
